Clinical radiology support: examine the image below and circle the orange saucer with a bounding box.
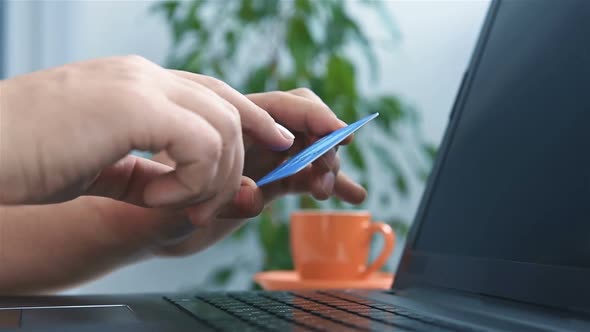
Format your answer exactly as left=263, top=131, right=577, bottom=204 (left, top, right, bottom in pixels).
left=253, top=271, right=394, bottom=291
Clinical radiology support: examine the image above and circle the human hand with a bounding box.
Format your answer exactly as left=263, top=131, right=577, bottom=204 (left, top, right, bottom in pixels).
left=8, top=88, right=367, bottom=263
left=141, top=88, right=367, bottom=255
left=151, top=88, right=367, bottom=223
left=0, top=56, right=294, bottom=222
left=224, top=88, right=367, bottom=218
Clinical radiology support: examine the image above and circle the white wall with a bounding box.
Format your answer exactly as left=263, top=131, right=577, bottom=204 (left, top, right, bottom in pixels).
left=4, top=0, right=490, bottom=294
left=5, top=1, right=169, bottom=77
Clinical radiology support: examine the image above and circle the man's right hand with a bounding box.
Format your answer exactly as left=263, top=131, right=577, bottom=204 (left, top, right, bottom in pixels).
left=0, top=56, right=294, bottom=222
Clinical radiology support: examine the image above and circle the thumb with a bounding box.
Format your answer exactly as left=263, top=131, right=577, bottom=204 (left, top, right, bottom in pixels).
left=85, top=155, right=173, bottom=206
left=218, top=177, right=265, bottom=219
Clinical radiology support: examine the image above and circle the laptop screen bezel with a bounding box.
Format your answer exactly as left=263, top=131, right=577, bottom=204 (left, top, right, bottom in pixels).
left=393, top=0, right=590, bottom=313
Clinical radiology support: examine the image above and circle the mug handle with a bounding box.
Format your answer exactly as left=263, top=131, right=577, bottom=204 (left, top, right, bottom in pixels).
left=360, top=222, right=396, bottom=278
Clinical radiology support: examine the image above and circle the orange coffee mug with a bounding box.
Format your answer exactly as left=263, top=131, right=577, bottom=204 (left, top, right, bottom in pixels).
left=290, top=211, right=395, bottom=280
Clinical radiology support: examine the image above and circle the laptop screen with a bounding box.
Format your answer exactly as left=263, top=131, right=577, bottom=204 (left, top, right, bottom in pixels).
left=398, top=0, right=590, bottom=311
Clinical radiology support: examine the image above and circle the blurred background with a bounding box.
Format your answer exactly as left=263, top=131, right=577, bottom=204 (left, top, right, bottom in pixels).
left=0, top=0, right=490, bottom=294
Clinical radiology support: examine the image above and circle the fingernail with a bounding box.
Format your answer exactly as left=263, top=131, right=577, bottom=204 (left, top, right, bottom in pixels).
left=326, top=148, right=337, bottom=163
left=322, top=172, right=335, bottom=195
left=275, top=123, right=295, bottom=140
left=320, top=149, right=337, bottom=169
left=338, top=119, right=348, bottom=127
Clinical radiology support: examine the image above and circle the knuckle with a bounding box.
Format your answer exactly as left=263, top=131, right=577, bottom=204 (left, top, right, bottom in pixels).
left=121, top=54, right=151, bottom=66
left=264, top=91, right=291, bottom=109
left=203, top=75, right=230, bottom=91
left=117, top=55, right=156, bottom=84
left=204, top=130, right=223, bottom=161
left=114, top=60, right=155, bottom=93
left=292, top=87, right=313, bottom=95
left=273, top=90, right=291, bottom=100
left=226, top=102, right=241, bottom=120
left=220, top=103, right=241, bottom=139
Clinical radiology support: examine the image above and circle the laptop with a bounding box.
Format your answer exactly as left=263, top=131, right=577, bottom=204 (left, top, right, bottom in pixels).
left=2, top=0, right=590, bottom=330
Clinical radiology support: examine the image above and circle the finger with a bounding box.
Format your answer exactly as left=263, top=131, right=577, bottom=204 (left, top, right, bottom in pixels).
left=219, top=170, right=310, bottom=220
left=231, top=164, right=332, bottom=218
left=184, top=142, right=243, bottom=226
left=152, top=151, right=176, bottom=168
left=287, top=88, right=353, bottom=145
left=85, top=155, right=173, bottom=206
left=166, top=80, right=244, bottom=219
left=310, top=171, right=335, bottom=201
left=288, top=87, right=326, bottom=104
left=242, top=136, right=307, bottom=181
left=221, top=167, right=364, bottom=220
left=170, top=70, right=295, bottom=151
left=134, top=101, right=223, bottom=207
left=258, top=168, right=363, bottom=208
left=247, top=91, right=345, bottom=137
left=218, top=177, right=266, bottom=219
left=257, top=165, right=317, bottom=201
left=312, top=147, right=338, bottom=173
left=333, top=172, right=367, bottom=204
left=304, top=146, right=339, bottom=200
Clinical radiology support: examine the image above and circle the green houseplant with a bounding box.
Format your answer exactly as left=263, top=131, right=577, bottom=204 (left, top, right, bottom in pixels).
left=153, top=0, right=435, bottom=289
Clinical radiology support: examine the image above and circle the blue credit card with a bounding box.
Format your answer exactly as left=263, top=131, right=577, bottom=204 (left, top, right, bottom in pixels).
left=256, top=112, right=379, bottom=187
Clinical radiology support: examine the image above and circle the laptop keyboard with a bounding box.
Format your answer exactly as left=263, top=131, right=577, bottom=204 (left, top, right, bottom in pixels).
left=166, top=291, right=476, bottom=332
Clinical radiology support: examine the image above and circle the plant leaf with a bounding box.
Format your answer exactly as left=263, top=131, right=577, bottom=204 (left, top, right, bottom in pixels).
left=172, top=18, right=190, bottom=44
left=231, top=223, right=250, bottom=240
left=258, top=210, right=275, bottom=252
left=360, top=180, right=369, bottom=192
left=265, top=222, right=294, bottom=271
left=255, top=0, right=280, bottom=18
left=299, top=195, right=320, bottom=209
left=346, top=141, right=365, bottom=170
left=325, top=55, right=356, bottom=102
left=238, top=0, right=256, bottom=22
left=286, top=16, right=315, bottom=77
left=386, top=218, right=409, bottom=237
left=212, top=266, right=234, bottom=285
left=295, top=0, right=313, bottom=14
left=151, top=0, right=181, bottom=20
left=395, top=175, right=409, bottom=196
left=211, top=59, right=225, bottom=77
left=339, top=102, right=358, bottom=124
left=379, top=193, right=391, bottom=206
left=363, top=0, right=401, bottom=40
left=251, top=281, right=263, bottom=290
left=343, top=13, right=378, bottom=81
left=324, top=5, right=347, bottom=51
left=181, top=50, right=203, bottom=73
left=278, top=76, right=299, bottom=91
left=244, top=66, right=271, bottom=93
left=371, top=143, right=402, bottom=175
left=423, top=143, right=438, bottom=161
left=370, top=96, right=405, bottom=133
left=224, top=30, right=237, bottom=58
left=331, top=197, right=345, bottom=209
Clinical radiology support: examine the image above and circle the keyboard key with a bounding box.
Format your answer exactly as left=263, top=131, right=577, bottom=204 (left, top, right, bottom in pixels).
left=324, top=292, right=475, bottom=332
left=170, top=291, right=472, bottom=332
left=298, top=292, right=465, bottom=331
left=231, top=294, right=336, bottom=332
left=174, top=299, right=237, bottom=321
left=270, top=295, right=396, bottom=332
left=169, top=299, right=257, bottom=331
